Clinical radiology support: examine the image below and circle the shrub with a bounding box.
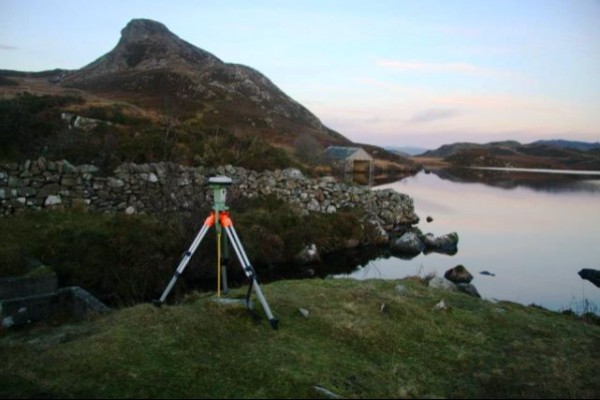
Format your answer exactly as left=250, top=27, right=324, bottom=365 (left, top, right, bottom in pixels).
left=0, top=92, right=83, bottom=158
left=0, top=210, right=182, bottom=306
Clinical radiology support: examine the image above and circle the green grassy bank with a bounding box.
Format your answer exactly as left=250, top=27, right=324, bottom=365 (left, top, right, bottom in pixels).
left=2, top=278, right=599, bottom=398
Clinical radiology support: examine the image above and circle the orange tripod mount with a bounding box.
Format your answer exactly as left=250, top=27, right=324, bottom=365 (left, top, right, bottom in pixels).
left=153, top=176, right=279, bottom=330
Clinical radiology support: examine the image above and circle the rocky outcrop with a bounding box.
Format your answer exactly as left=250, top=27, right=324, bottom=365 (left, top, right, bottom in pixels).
left=61, top=113, right=111, bottom=131
left=0, top=158, right=418, bottom=245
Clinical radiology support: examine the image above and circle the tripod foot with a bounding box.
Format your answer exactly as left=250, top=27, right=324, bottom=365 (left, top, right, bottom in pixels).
left=152, top=299, right=163, bottom=308
left=269, top=318, right=279, bottom=330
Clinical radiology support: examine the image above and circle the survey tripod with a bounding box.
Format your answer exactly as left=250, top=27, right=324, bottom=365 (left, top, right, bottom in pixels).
left=153, top=176, right=279, bottom=330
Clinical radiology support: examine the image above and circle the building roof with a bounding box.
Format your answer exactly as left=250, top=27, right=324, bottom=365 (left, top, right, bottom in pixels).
left=324, top=146, right=374, bottom=162
left=324, top=146, right=360, bottom=160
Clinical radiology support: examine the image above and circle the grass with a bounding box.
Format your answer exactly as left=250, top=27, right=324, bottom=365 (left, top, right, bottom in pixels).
left=1, top=278, right=599, bottom=398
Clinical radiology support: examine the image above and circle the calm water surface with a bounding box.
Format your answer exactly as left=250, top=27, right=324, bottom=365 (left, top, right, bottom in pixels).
left=340, top=168, right=600, bottom=313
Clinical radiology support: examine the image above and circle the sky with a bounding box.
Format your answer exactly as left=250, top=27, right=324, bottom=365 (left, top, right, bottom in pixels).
left=1, top=0, right=599, bottom=149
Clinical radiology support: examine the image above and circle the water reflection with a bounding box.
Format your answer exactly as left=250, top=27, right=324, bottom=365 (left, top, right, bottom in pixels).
left=432, top=167, right=600, bottom=193
left=337, top=169, right=600, bottom=313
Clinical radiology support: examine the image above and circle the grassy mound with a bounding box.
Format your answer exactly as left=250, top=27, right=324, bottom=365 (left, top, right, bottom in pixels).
left=1, top=278, right=599, bottom=398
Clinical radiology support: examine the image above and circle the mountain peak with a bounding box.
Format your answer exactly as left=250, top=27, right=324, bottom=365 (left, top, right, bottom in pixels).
left=63, top=18, right=221, bottom=81
left=118, top=19, right=178, bottom=50
left=121, top=19, right=171, bottom=38
left=60, top=19, right=348, bottom=144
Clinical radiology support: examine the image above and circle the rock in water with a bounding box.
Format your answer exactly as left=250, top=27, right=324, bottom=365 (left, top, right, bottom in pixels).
left=444, top=265, right=473, bottom=284
left=578, top=269, right=600, bottom=288
left=423, top=232, right=459, bottom=255
left=390, top=232, right=425, bottom=257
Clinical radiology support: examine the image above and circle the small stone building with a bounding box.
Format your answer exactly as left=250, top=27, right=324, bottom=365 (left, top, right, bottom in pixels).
left=324, top=146, right=374, bottom=175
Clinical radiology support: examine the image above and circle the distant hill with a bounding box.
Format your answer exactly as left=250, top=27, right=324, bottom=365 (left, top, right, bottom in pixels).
left=420, top=140, right=600, bottom=171
left=421, top=141, right=521, bottom=158
left=532, top=140, right=600, bottom=152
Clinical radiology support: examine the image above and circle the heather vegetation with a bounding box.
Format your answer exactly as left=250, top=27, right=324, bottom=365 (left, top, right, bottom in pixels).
left=0, top=93, right=298, bottom=172
left=0, top=195, right=364, bottom=306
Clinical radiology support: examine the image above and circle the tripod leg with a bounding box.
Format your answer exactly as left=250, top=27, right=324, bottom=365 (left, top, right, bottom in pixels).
left=223, top=224, right=279, bottom=330
left=154, top=214, right=215, bottom=306
left=221, top=232, right=230, bottom=294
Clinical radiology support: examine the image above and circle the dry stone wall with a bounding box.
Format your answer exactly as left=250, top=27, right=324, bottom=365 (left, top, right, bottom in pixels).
left=0, top=158, right=419, bottom=240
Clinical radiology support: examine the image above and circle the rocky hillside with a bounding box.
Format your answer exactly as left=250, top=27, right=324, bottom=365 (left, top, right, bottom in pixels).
left=0, top=19, right=421, bottom=173
left=59, top=19, right=347, bottom=145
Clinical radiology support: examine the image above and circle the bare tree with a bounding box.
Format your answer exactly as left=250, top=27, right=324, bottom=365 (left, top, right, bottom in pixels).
left=294, top=134, right=324, bottom=165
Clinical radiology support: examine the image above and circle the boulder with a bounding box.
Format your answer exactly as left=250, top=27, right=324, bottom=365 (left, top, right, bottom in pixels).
left=434, top=299, right=448, bottom=310
left=390, top=232, right=425, bottom=257
left=456, top=283, right=481, bottom=298
left=428, top=277, right=457, bottom=292
left=295, top=244, right=321, bottom=265
left=444, top=265, right=473, bottom=284
left=423, top=232, right=459, bottom=255
left=578, top=269, right=600, bottom=288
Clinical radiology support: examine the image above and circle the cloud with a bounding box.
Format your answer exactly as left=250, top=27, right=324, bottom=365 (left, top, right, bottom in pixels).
left=376, top=60, right=516, bottom=78
left=0, top=44, right=18, bottom=50
left=407, top=108, right=462, bottom=124
left=377, top=60, right=480, bottom=73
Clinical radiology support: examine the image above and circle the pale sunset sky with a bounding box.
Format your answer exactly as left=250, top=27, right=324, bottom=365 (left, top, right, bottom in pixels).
left=1, top=0, right=598, bottom=148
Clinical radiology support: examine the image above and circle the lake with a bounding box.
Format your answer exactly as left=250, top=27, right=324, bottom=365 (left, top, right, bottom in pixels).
left=338, top=168, right=600, bottom=313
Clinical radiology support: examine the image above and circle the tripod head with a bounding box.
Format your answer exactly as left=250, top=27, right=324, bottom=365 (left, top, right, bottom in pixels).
left=208, top=176, right=232, bottom=212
